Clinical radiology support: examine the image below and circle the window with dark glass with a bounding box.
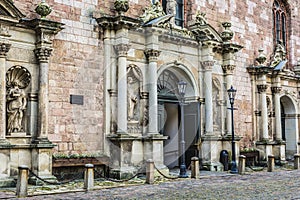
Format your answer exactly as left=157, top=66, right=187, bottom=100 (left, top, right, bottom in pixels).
left=273, top=0, right=288, bottom=48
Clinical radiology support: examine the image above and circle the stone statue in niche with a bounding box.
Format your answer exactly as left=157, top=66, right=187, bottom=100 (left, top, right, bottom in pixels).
left=6, top=66, right=31, bottom=134
left=212, top=77, right=221, bottom=131
left=127, top=65, right=142, bottom=122
left=127, top=76, right=139, bottom=121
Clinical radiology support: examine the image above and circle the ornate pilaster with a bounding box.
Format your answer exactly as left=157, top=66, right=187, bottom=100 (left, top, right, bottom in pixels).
left=222, top=64, right=236, bottom=135
left=28, top=19, right=64, bottom=143
left=0, top=41, right=10, bottom=142
left=114, top=44, right=130, bottom=134
left=201, top=60, right=214, bottom=135
left=144, top=49, right=161, bottom=135
left=257, top=84, right=269, bottom=140
left=272, top=86, right=282, bottom=141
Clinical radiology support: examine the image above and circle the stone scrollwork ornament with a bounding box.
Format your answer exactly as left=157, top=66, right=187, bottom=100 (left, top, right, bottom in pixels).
left=6, top=66, right=31, bottom=134
left=35, top=0, right=52, bottom=19
left=195, top=11, right=207, bottom=25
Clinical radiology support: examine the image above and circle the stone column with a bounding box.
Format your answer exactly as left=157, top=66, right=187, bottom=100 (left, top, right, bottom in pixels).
left=257, top=84, right=269, bottom=140
left=0, top=41, right=11, bottom=140
left=103, top=29, right=112, bottom=134
left=222, top=65, right=236, bottom=135
left=114, top=44, right=130, bottom=134
left=272, top=86, right=282, bottom=141
left=34, top=47, right=53, bottom=141
left=202, top=60, right=214, bottom=135
left=145, top=49, right=161, bottom=135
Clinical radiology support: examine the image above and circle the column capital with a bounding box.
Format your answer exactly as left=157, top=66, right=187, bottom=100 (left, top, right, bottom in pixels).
left=257, top=84, right=268, bottom=93
left=34, top=47, right=53, bottom=63
left=271, top=86, right=282, bottom=94
left=144, top=49, right=161, bottom=62
left=114, top=44, right=130, bottom=57
left=201, top=60, right=215, bottom=70
left=0, top=43, right=11, bottom=58
left=222, top=64, right=236, bottom=74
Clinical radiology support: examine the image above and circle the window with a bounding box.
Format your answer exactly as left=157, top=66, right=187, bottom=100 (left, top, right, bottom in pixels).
left=273, top=0, right=288, bottom=49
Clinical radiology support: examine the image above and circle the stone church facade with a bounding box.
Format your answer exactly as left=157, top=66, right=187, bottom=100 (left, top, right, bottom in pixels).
left=0, top=0, right=299, bottom=184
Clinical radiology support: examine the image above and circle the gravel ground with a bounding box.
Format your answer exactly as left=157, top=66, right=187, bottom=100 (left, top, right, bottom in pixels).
left=1, top=168, right=300, bottom=200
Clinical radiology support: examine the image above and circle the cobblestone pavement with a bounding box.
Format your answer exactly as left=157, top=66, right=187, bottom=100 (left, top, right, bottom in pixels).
left=1, top=168, right=300, bottom=200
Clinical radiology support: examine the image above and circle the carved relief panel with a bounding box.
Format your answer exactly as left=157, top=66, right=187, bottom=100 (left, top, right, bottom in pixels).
left=6, top=66, right=31, bottom=134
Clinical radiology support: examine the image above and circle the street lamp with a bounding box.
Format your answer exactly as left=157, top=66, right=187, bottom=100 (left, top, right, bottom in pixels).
left=178, top=80, right=188, bottom=178
left=227, top=85, right=238, bottom=174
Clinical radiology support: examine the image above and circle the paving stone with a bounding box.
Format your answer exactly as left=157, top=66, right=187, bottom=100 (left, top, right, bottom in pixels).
left=1, top=167, right=300, bottom=200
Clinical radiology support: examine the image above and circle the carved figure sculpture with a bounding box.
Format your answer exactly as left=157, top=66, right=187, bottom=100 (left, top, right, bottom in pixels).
left=7, top=80, right=27, bottom=133
left=166, top=0, right=177, bottom=25
left=6, top=66, right=31, bottom=134
left=140, top=0, right=165, bottom=23
left=128, top=76, right=138, bottom=121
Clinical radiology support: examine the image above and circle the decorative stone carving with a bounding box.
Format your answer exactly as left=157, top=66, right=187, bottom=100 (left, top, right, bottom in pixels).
left=270, top=41, right=286, bottom=67
left=140, top=92, right=149, bottom=126
left=114, top=44, right=130, bottom=57
left=0, top=25, right=10, bottom=37
left=256, top=49, right=267, bottom=66
left=195, top=11, right=207, bottom=25
left=144, top=49, right=161, bottom=62
left=34, top=47, right=53, bottom=63
left=35, top=0, right=52, bottom=19
left=0, top=43, right=11, bottom=58
left=271, top=86, right=282, bottom=94
left=221, top=22, right=233, bottom=42
left=201, top=60, right=215, bottom=70
left=257, top=84, right=268, bottom=93
left=114, top=0, right=129, bottom=15
left=222, top=65, right=235, bottom=75
left=6, top=66, right=31, bottom=134
left=140, top=0, right=165, bottom=23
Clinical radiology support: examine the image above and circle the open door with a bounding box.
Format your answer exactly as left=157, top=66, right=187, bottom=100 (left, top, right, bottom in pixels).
left=183, top=102, right=200, bottom=168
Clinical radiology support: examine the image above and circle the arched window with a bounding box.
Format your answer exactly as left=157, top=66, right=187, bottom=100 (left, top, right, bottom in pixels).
left=273, top=0, right=288, bottom=49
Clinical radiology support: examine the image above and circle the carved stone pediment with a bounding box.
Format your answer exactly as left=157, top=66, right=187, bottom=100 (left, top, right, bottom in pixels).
left=0, top=0, right=25, bottom=23
left=189, top=23, right=222, bottom=42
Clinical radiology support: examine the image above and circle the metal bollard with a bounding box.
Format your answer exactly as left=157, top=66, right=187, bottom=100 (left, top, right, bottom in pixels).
left=16, top=165, right=29, bottom=198
left=238, top=155, right=246, bottom=175
left=294, top=154, right=300, bottom=170
left=146, top=159, right=154, bottom=184
left=84, top=164, right=94, bottom=191
left=267, top=155, right=275, bottom=172
left=191, top=157, right=199, bottom=179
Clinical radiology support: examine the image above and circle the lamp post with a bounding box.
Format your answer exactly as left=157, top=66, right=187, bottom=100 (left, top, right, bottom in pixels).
left=227, top=85, right=238, bottom=174
left=178, top=80, right=188, bottom=178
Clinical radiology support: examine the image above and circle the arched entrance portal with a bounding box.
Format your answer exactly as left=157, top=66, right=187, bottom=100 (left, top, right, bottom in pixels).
left=157, top=68, right=199, bottom=168
left=280, top=95, right=298, bottom=159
